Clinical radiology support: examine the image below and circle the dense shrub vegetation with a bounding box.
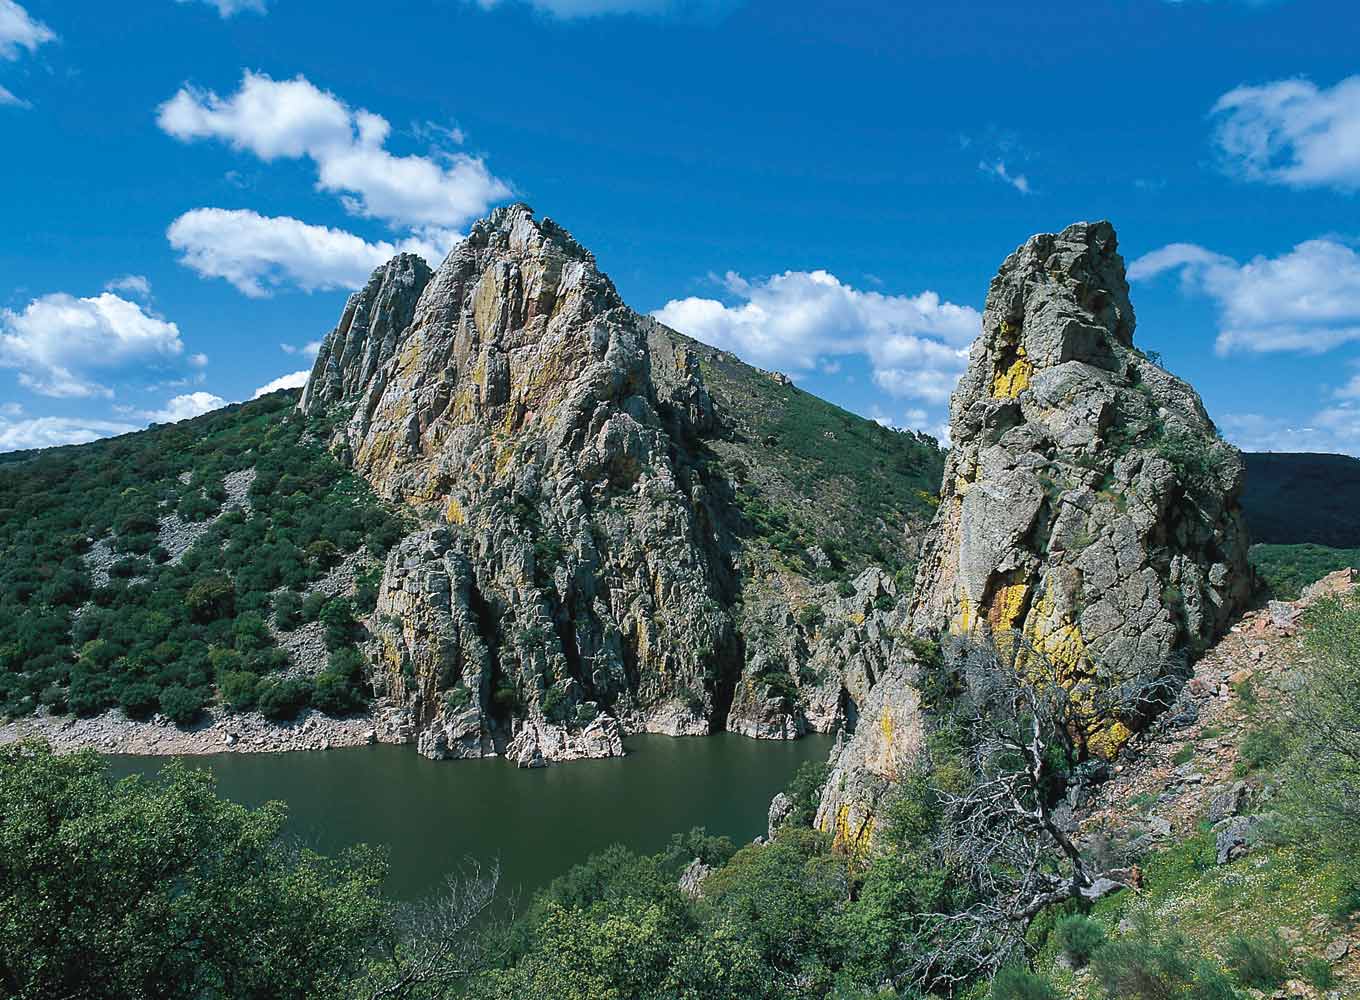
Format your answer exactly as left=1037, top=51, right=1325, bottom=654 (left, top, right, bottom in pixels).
left=1250, top=542, right=1360, bottom=600
left=7, top=589, right=1360, bottom=999
left=0, top=391, right=406, bottom=722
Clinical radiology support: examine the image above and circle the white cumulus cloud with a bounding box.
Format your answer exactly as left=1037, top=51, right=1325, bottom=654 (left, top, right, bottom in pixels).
left=0, top=0, right=56, bottom=108
left=166, top=208, right=454, bottom=297
left=158, top=71, right=511, bottom=230
left=0, top=0, right=53, bottom=59
left=653, top=269, right=978, bottom=403
left=1211, top=75, right=1360, bottom=191
left=0, top=416, right=141, bottom=453
left=140, top=391, right=229, bottom=423
left=105, top=274, right=152, bottom=297
left=253, top=369, right=310, bottom=397
left=1129, top=238, right=1360, bottom=355
left=1, top=290, right=190, bottom=398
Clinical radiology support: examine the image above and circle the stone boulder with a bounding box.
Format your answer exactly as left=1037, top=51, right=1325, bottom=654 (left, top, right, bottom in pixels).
left=678, top=858, right=711, bottom=899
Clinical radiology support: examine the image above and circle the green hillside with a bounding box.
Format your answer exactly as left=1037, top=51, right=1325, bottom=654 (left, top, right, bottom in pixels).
left=0, top=355, right=946, bottom=725
left=1242, top=452, right=1360, bottom=548
left=0, top=391, right=406, bottom=721
left=663, top=327, right=946, bottom=585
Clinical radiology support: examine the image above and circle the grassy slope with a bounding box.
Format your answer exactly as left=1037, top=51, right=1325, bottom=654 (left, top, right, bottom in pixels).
left=1028, top=606, right=1360, bottom=998
left=661, top=327, right=947, bottom=585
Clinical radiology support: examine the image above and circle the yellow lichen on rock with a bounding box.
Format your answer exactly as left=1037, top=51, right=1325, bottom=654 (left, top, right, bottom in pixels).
left=472, top=269, right=503, bottom=336
left=992, top=348, right=1033, bottom=399
left=1086, top=720, right=1134, bottom=760
left=1024, top=590, right=1087, bottom=681
left=1021, top=592, right=1136, bottom=758
left=951, top=593, right=974, bottom=635
left=831, top=803, right=875, bottom=857
left=989, top=578, right=1030, bottom=633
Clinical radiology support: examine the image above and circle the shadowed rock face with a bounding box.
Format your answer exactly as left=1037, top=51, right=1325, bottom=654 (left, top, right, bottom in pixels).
left=300, top=253, right=433, bottom=415
left=815, top=221, right=1252, bottom=845
left=299, top=205, right=928, bottom=763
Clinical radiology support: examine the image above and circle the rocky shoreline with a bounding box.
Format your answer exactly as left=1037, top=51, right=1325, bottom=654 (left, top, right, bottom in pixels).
left=0, top=702, right=407, bottom=757
left=0, top=697, right=836, bottom=763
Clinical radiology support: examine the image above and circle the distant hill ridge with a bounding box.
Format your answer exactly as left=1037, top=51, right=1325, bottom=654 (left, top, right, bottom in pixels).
left=1241, top=452, right=1360, bottom=547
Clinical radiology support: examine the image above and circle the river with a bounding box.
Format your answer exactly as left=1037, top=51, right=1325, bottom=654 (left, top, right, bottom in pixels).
left=107, top=732, right=835, bottom=902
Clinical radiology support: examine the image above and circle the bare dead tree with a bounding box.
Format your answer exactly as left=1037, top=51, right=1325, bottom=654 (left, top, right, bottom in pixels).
left=904, top=632, right=1180, bottom=991
left=352, top=859, right=504, bottom=1000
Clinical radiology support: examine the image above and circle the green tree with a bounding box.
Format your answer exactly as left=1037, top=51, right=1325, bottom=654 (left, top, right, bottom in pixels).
left=186, top=575, right=236, bottom=623
left=257, top=677, right=313, bottom=721
left=274, top=590, right=304, bottom=631
left=1282, top=594, right=1360, bottom=856
left=159, top=683, right=209, bottom=726
left=0, top=741, right=389, bottom=1000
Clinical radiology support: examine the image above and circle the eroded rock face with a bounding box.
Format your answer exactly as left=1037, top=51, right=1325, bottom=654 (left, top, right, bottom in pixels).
left=305, top=205, right=899, bottom=760
left=336, top=207, right=734, bottom=757
left=815, top=220, right=1252, bottom=844
left=813, top=637, right=926, bottom=852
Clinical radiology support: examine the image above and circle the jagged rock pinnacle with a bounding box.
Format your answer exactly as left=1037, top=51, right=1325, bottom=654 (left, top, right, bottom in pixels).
left=815, top=220, right=1252, bottom=846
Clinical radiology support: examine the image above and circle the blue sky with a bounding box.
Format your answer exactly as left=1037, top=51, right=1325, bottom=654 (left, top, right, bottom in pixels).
left=1, top=0, right=1358, bottom=453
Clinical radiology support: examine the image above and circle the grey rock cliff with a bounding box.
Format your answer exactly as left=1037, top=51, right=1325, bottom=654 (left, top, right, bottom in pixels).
left=300, top=253, right=433, bottom=415
left=302, top=205, right=922, bottom=761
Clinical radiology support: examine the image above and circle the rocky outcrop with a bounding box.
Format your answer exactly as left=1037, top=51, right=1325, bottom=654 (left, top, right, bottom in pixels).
left=815, top=221, right=1252, bottom=845
left=813, top=636, right=927, bottom=852
left=911, top=220, right=1251, bottom=754
left=300, top=253, right=433, bottom=415
left=678, top=858, right=711, bottom=899
left=304, top=205, right=924, bottom=761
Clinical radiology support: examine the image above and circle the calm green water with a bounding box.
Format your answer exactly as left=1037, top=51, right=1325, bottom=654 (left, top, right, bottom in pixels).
left=107, top=733, right=834, bottom=902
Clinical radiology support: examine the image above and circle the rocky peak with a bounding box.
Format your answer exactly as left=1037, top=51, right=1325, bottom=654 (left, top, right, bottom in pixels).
left=300, top=252, right=433, bottom=415
left=815, top=220, right=1252, bottom=847
left=910, top=220, right=1251, bottom=743
left=302, top=204, right=909, bottom=763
